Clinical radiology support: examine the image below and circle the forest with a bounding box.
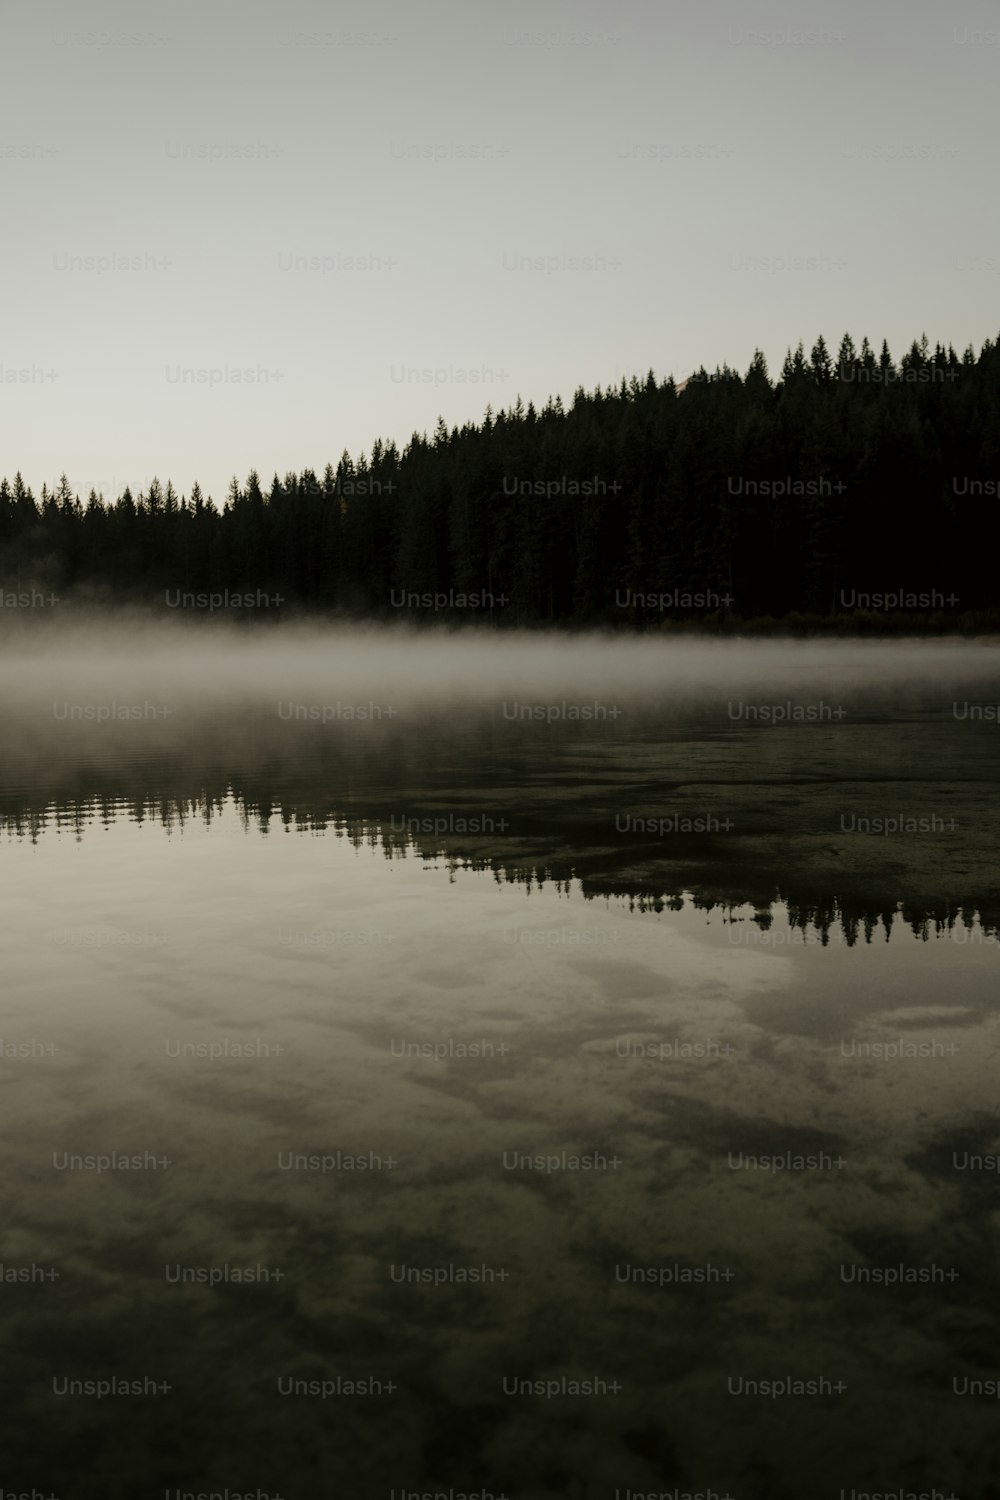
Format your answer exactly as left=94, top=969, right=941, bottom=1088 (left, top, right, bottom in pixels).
left=2, top=330, right=999, bottom=627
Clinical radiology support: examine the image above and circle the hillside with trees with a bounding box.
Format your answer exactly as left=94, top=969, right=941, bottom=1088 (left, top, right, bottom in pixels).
left=3, top=331, right=999, bottom=627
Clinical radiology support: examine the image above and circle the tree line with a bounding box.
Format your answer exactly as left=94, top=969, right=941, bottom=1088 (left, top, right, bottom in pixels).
left=3, top=330, right=999, bottom=626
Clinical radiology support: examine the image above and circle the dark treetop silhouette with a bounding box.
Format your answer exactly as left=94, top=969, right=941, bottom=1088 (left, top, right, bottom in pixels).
left=3, top=330, right=1000, bottom=627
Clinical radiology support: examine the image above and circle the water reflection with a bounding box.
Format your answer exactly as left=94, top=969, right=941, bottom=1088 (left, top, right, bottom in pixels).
left=3, top=633, right=1000, bottom=1494
left=3, top=700, right=1000, bottom=944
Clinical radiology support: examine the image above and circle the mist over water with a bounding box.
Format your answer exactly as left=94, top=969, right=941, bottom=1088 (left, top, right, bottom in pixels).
left=5, top=622, right=1000, bottom=931
left=7, top=615, right=1000, bottom=704
left=6, top=617, right=1000, bottom=767
left=4, top=622, right=1000, bottom=1494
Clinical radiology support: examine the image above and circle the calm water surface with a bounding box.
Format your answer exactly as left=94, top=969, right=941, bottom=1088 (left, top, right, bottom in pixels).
left=3, top=629, right=1000, bottom=1498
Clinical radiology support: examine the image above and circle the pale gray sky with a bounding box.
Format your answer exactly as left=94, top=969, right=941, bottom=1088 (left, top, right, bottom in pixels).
left=1, top=0, right=997, bottom=503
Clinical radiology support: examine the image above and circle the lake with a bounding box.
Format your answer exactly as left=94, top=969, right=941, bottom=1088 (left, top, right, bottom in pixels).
left=2, top=624, right=1000, bottom=1499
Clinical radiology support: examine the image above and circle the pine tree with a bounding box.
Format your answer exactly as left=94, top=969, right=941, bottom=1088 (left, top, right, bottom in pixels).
left=810, top=335, right=833, bottom=383
left=836, top=333, right=857, bottom=381
left=745, top=349, right=770, bottom=393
